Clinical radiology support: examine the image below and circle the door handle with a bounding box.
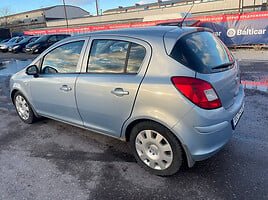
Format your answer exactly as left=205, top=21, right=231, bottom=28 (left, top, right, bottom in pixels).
left=60, top=85, right=72, bottom=92
left=111, top=88, right=129, bottom=97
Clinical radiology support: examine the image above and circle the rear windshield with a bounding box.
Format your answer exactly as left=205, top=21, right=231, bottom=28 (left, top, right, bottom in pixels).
left=170, top=31, right=233, bottom=73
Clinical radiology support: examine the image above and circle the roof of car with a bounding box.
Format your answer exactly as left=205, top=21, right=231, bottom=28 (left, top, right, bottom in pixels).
left=71, top=26, right=199, bottom=42
left=39, top=34, right=70, bottom=37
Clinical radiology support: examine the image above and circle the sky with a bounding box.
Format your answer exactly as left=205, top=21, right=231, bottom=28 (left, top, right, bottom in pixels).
left=0, top=0, right=160, bottom=15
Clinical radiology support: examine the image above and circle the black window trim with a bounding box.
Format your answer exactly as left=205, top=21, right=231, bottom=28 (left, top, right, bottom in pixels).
left=86, top=39, right=145, bottom=75
left=124, top=42, right=132, bottom=73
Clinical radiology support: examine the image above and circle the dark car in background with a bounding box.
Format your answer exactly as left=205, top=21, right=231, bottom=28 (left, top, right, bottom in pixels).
left=0, top=36, right=24, bottom=52
left=1, top=36, right=29, bottom=52
left=25, top=34, right=71, bottom=54
left=10, top=36, right=39, bottom=53
left=156, top=19, right=201, bottom=27
left=0, top=38, right=10, bottom=43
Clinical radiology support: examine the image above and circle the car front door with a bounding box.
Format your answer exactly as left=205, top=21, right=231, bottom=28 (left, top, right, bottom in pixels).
left=76, top=36, right=151, bottom=137
left=30, top=38, right=88, bottom=126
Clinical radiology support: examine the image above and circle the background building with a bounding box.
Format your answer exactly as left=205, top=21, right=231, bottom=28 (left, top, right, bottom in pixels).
left=45, top=0, right=267, bottom=29
left=0, top=5, right=89, bottom=33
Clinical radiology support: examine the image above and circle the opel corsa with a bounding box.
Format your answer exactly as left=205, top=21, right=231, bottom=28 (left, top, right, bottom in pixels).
left=10, top=27, right=244, bottom=176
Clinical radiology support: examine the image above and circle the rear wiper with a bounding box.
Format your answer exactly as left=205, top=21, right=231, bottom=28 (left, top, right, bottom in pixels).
left=212, top=61, right=235, bottom=70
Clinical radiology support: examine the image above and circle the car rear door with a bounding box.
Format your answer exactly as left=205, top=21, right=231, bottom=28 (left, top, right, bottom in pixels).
left=29, top=37, right=88, bottom=126
left=76, top=36, right=151, bottom=137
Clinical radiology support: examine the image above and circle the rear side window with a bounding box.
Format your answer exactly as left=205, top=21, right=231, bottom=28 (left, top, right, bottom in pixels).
left=57, top=35, right=69, bottom=40
left=170, top=31, right=232, bottom=74
left=127, top=43, right=146, bottom=73
left=87, top=39, right=146, bottom=74
left=88, top=40, right=128, bottom=73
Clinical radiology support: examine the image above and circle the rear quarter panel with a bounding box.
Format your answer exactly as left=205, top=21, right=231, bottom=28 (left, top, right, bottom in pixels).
left=122, top=39, right=196, bottom=137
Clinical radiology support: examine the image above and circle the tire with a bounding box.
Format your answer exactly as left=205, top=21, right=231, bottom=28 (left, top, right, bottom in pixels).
left=14, top=91, right=36, bottom=124
left=130, top=121, right=182, bottom=176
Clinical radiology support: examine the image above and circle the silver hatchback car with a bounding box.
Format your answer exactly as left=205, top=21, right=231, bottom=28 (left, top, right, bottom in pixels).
left=10, top=27, right=244, bottom=176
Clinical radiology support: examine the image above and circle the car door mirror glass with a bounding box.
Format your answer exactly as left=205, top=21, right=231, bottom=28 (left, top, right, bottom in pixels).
left=43, top=66, right=58, bottom=74
left=26, top=65, right=39, bottom=77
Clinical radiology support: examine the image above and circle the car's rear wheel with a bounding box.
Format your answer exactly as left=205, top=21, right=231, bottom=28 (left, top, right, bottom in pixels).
left=130, top=121, right=182, bottom=176
left=14, top=92, right=36, bottom=124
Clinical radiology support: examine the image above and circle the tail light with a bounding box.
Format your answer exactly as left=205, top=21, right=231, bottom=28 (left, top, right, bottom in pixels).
left=171, top=77, right=222, bottom=109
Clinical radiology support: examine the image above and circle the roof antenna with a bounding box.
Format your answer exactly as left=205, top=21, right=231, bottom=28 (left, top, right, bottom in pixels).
left=179, top=2, right=195, bottom=27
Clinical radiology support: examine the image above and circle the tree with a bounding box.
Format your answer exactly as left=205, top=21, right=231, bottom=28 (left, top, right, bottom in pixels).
left=0, top=7, right=12, bottom=26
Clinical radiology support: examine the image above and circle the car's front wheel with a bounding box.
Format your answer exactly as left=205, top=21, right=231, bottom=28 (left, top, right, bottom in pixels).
left=14, top=92, right=36, bottom=124
left=130, top=121, right=183, bottom=176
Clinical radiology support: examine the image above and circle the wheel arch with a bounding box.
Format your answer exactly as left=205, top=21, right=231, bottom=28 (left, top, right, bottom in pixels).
left=11, top=89, right=40, bottom=118
left=11, top=89, right=19, bottom=104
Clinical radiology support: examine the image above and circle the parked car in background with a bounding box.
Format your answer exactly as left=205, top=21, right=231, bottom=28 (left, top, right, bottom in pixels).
left=0, top=36, right=25, bottom=52
left=156, top=19, right=201, bottom=27
left=0, top=38, right=10, bottom=43
left=0, top=37, right=18, bottom=52
left=10, top=26, right=244, bottom=176
left=10, top=36, right=39, bottom=53
left=25, top=34, right=70, bottom=54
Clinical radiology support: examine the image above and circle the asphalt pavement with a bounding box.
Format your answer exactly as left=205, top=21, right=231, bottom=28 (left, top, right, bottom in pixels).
left=0, top=52, right=267, bottom=200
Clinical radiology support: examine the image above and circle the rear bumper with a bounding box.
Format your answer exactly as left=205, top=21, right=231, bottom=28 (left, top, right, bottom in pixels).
left=172, top=84, right=244, bottom=166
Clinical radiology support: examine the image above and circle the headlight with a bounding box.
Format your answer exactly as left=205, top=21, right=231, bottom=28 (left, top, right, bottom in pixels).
left=0, top=45, right=7, bottom=49
left=13, top=45, right=20, bottom=49
left=32, top=44, right=40, bottom=49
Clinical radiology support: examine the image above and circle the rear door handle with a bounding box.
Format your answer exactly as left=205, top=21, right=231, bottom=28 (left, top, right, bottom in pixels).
left=60, top=85, right=72, bottom=92
left=111, top=88, right=129, bottom=97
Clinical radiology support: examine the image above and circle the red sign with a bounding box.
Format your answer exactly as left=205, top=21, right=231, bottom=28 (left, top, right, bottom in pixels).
left=24, top=11, right=268, bottom=35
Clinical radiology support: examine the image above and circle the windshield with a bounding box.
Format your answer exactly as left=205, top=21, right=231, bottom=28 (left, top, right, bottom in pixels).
left=18, top=37, right=31, bottom=44
left=14, top=37, right=23, bottom=43
left=170, top=31, right=233, bottom=73
left=8, top=38, right=17, bottom=43
left=35, top=35, right=49, bottom=43
left=1, top=39, right=9, bottom=43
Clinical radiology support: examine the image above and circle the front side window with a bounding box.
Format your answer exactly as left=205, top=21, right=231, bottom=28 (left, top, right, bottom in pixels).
left=41, top=41, right=84, bottom=74
left=35, top=35, right=49, bottom=43
left=29, top=37, right=38, bottom=43
left=48, top=36, right=57, bottom=42
left=87, top=39, right=146, bottom=74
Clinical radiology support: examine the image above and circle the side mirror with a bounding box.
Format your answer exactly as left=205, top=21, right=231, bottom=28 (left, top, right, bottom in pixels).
left=26, top=65, right=39, bottom=77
